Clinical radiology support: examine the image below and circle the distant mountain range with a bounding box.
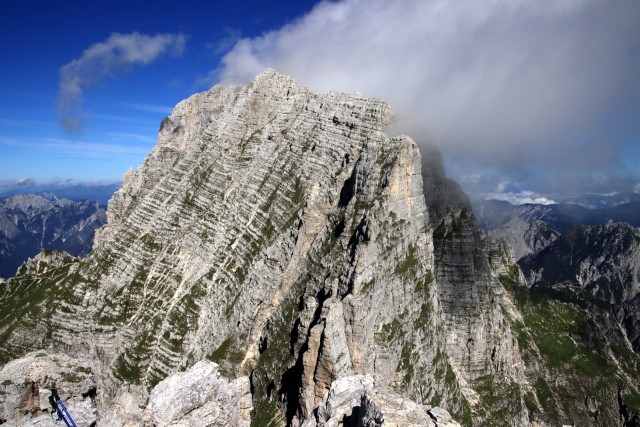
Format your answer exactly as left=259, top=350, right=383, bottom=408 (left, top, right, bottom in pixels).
left=474, top=197, right=640, bottom=354
left=1, top=70, right=638, bottom=426
left=0, top=193, right=107, bottom=278
left=0, top=182, right=120, bottom=205
left=474, top=199, right=640, bottom=232
left=557, top=190, right=640, bottom=209
left=519, top=221, right=640, bottom=353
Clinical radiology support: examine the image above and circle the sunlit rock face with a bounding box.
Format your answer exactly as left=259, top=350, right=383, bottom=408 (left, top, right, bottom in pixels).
left=0, top=69, right=638, bottom=427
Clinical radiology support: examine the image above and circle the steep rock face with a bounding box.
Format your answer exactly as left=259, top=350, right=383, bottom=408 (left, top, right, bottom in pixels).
left=0, top=70, right=638, bottom=426
left=0, top=69, right=483, bottom=425
left=421, top=147, right=527, bottom=424
left=520, top=222, right=640, bottom=352
left=0, top=194, right=106, bottom=278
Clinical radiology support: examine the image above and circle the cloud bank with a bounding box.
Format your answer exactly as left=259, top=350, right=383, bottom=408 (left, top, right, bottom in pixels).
left=58, top=32, right=186, bottom=131
left=217, top=0, right=640, bottom=196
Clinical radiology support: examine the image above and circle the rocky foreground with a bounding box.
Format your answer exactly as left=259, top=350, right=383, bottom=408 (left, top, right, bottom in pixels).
left=0, top=70, right=638, bottom=426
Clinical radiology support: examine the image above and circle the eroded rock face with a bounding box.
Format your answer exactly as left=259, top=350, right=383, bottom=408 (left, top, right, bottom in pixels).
left=302, top=375, right=461, bottom=427
left=0, top=69, right=523, bottom=426
left=0, top=69, right=638, bottom=426
left=0, top=69, right=473, bottom=425
left=144, top=360, right=252, bottom=426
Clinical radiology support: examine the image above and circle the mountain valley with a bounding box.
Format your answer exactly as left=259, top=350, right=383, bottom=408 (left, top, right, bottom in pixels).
left=0, top=193, right=107, bottom=278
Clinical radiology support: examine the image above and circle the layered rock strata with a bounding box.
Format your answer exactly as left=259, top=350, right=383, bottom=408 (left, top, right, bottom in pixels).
left=0, top=70, right=638, bottom=426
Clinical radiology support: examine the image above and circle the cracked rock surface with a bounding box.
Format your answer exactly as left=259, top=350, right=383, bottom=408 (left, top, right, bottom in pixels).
left=0, top=70, right=638, bottom=426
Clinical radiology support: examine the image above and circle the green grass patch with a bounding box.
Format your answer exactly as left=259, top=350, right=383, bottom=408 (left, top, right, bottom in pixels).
left=375, top=318, right=403, bottom=344
left=250, top=400, right=284, bottom=427
left=394, top=244, right=418, bottom=275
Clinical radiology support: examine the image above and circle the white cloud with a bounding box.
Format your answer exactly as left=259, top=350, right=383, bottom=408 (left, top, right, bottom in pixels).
left=480, top=191, right=557, bottom=205
left=128, top=103, right=174, bottom=115
left=58, top=32, right=187, bottom=131
left=495, top=181, right=510, bottom=193
left=216, top=0, right=640, bottom=195
left=207, top=28, right=243, bottom=56
left=15, top=177, right=36, bottom=187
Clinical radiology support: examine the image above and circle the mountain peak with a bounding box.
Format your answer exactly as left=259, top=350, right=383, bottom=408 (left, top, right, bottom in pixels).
left=0, top=70, right=638, bottom=426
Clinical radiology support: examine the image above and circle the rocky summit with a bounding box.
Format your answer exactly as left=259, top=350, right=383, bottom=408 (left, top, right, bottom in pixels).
left=0, top=69, right=638, bottom=426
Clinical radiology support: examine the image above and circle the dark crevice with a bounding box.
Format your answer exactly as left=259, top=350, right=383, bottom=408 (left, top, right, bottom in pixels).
left=338, top=167, right=358, bottom=208
left=348, top=216, right=370, bottom=260
left=279, top=287, right=332, bottom=426
left=289, top=318, right=301, bottom=356
left=259, top=320, right=270, bottom=354
left=427, top=409, right=440, bottom=426
left=279, top=340, right=307, bottom=426
left=249, top=370, right=257, bottom=396
left=82, top=386, right=97, bottom=399
left=338, top=267, right=356, bottom=300
left=311, top=288, right=332, bottom=328
left=258, top=334, right=268, bottom=354
left=267, top=380, right=275, bottom=400
left=342, top=405, right=362, bottom=426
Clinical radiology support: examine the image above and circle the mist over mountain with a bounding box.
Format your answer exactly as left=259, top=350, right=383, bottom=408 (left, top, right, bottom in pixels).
left=474, top=199, right=640, bottom=232
left=558, top=191, right=640, bottom=209
left=0, top=70, right=638, bottom=427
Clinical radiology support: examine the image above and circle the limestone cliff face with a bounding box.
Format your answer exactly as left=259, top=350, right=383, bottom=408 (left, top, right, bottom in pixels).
left=0, top=70, right=480, bottom=425
left=0, top=70, right=638, bottom=427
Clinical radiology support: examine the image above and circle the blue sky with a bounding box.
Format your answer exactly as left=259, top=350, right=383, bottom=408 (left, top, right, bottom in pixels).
left=0, top=0, right=320, bottom=182
left=1, top=0, right=639, bottom=203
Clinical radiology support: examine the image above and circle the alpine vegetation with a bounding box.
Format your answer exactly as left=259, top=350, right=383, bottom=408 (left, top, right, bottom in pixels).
left=0, top=70, right=638, bottom=426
